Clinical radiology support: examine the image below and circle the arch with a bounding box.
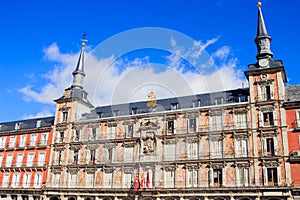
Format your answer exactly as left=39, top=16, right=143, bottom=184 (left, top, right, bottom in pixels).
left=236, top=198, right=253, bottom=200
left=102, top=197, right=113, bottom=200
left=84, top=197, right=94, bottom=200
left=213, top=198, right=228, bottom=200
left=263, top=198, right=284, bottom=200
left=140, top=198, right=154, bottom=200
left=186, top=197, right=204, bottom=200
left=49, top=196, right=60, bottom=200
left=162, top=197, right=179, bottom=200
left=67, top=196, right=77, bottom=200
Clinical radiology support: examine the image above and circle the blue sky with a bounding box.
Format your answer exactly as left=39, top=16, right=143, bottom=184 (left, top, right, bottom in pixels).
left=0, top=0, right=299, bottom=122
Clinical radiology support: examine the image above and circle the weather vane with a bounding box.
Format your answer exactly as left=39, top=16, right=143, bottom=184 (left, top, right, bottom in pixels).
left=81, top=32, right=88, bottom=47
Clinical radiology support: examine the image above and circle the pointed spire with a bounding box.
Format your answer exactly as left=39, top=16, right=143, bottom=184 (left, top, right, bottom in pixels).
left=72, top=33, right=87, bottom=89
left=254, top=2, right=273, bottom=60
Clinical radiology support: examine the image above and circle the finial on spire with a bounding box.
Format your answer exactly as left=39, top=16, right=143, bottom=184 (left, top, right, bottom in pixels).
left=257, top=1, right=262, bottom=7
left=81, top=32, right=88, bottom=47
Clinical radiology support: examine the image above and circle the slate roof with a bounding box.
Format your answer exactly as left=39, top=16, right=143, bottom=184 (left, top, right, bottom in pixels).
left=285, top=85, right=300, bottom=102
left=89, top=88, right=250, bottom=119
left=0, top=116, right=54, bottom=133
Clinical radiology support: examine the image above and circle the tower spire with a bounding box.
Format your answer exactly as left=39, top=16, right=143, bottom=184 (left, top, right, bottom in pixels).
left=254, top=2, right=273, bottom=60
left=72, top=33, right=87, bottom=89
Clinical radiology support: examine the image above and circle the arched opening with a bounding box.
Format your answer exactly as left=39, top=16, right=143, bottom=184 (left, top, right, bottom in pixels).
left=49, top=196, right=60, bottom=200
left=67, top=196, right=76, bottom=200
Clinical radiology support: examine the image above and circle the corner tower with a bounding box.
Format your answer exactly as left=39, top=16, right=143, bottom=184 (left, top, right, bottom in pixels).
left=245, top=2, right=291, bottom=187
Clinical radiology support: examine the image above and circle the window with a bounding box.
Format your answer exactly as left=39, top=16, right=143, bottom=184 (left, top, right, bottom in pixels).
left=6, top=154, right=13, bottom=167
left=36, top=120, right=42, bottom=128
left=73, top=150, right=79, bottom=164
left=38, top=152, right=46, bottom=166
left=2, top=174, right=10, bottom=187
left=188, top=118, right=197, bottom=133
left=85, top=173, right=94, bottom=187
left=103, top=170, right=113, bottom=188
left=164, top=142, right=176, bottom=161
left=29, top=134, right=37, bottom=146
left=0, top=136, right=6, bottom=148
left=60, top=132, right=65, bottom=143
left=266, top=138, right=275, bottom=156
left=210, top=114, right=223, bottom=131
left=19, top=135, right=26, bottom=147
left=107, top=124, right=117, bottom=139
left=235, top=138, right=248, bottom=157
left=166, top=120, right=175, bottom=135
left=263, top=112, right=274, bottom=126
left=89, top=149, right=96, bottom=164
left=171, top=103, right=178, bottom=110
left=53, top=173, right=60, bottom=186
left=34, top=173, right=43, bottom=188
left=215, top=97, right=224, bottom=105
left=192, top=100, right=201, bottom=108
left=55, top=151, right=62, bottom=165
left=113, top=110, right=120, bottom=117
left=210, top=138, right=223, bottom=158
left=16, top=153, right=23, bottom=167
left=27, top=153, right=35, bottom=167
left=11, top=173, right=20, bottom=188
left=164, top=170, right=175, bottom=188
left=15, top=122, right=21, bottom=130
left=296, top=110, right=300, bottom=128
left=91, top=128, right=97, bottom=140
left=105, top=148, right=114, bottom=163
left=186, top=168, right=198, bottom=187
left=260, top=84, right=274, bottom=101
left=122, top=172, right=132, bottom=188
left=213, top=169, right=222, bottom=186
left=131, top=108, right=138, bottom=115
left=237, top=167, right=250, bottom=186
left=267, top=168, right=278, bottom=186
left=40, top=133, right=48, bottom=145
left=235, top=113, right=247, bottom=129
left=187, top=141, right=198, bottom=159
left=23, top=173, right=31, bottom=188
left=62, top=111, right=68, bottom=122
left=9, top=136, right=16, bottom=148
left=123, top=146, right=134, bottom=163
left=74, top=129, right=80, bottom=141
left=126, top=124, right=134, bottom=138
left=69, top=173, right=77, bottom=187
left=0, top=154, right=3, bottom=167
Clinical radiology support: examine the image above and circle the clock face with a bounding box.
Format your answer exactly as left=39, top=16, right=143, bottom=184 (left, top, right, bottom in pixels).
left=258, top=58, right=269, bottom=68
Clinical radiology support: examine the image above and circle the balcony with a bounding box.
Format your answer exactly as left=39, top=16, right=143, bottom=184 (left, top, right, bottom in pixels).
left=289, top=150, right=300, bottom=162
left=292, top=121, right=300, bottom=131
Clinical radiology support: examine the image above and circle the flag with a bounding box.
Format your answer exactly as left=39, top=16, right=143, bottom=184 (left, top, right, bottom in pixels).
left=134, top=170, right=139, bottom=191
left=146, top=169, right=150, bottom=189
left=140, top=171, right=144, bottom=190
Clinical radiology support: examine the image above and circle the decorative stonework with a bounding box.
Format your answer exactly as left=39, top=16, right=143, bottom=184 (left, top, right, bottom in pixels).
left=142, top=137, right=155, bottom=154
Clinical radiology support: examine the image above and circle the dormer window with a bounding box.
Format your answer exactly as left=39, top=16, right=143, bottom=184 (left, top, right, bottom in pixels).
left=36, top=120, right=42, bottom=128
left=192, top=100, right=201, bottom=108
left=113, top=110, right=120, bottom=117
left=131, top=108, right=138, bottom=115
left=171, top=103, right=178, bottom=110
left=15, top=123, right=20, bottom=130
left=215, top=97, right=224, bottom=105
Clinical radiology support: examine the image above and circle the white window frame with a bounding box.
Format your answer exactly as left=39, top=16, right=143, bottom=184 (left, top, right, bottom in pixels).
left=23, top=173, right=31, bottom=188
left=123, top=146, right=134, bottom=163
left=210, top=115, right=223, bottom=131
left=27, top=152, right=35, bottom=167
left=9, top=136, right=16, bottom=148
left=16, top=153, right=23, bottom=167
left=34, top=173, right=43, bottom=188
left=210, top=139, right=223, bottom=158
left=6, top=154, right=13, bottom=167
left=11, top=173, right=20, bottom=188
left=296, top=110, right=300, bottom=128
left=40, top=133, right=48, bottom=145
left=234, top=113, right=247, bottom=129
left=186, top=168, right=198, bottom=187
left=29, top=134, right=37, bottom=146
left=122, top=172, right=132, bottom=188
left=0, top=136, right=6, bottom=148
left=0, top=154, right=3, bottom=167
left=2, top=173, right=10, bottom=187
left=187, top=141, right=198, bottom=159
left=164, top=142, right=176, bottom=161
left=103, top=171, right=113, bottom=188
left=19, top=135, right=27, bottom=147
left=107, top=124, right=117, bottom=139
left=38, top=152, right=46, bottom=166
left=164, top=170, right=175, bottom=188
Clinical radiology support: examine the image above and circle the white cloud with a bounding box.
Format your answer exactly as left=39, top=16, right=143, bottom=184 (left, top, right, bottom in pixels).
left=19, top=37, right=246, bottom=114
left=22, top=107, right=54, bottom=119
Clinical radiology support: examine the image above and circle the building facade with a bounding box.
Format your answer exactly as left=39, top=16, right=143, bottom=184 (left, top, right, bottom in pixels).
left=1, top=3, right=300, bottom=200
left=0, top=117, right=54, bottom=200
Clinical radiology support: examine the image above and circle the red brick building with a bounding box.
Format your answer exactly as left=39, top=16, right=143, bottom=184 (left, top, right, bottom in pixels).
left=0, top=117, right=54, bottom=200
